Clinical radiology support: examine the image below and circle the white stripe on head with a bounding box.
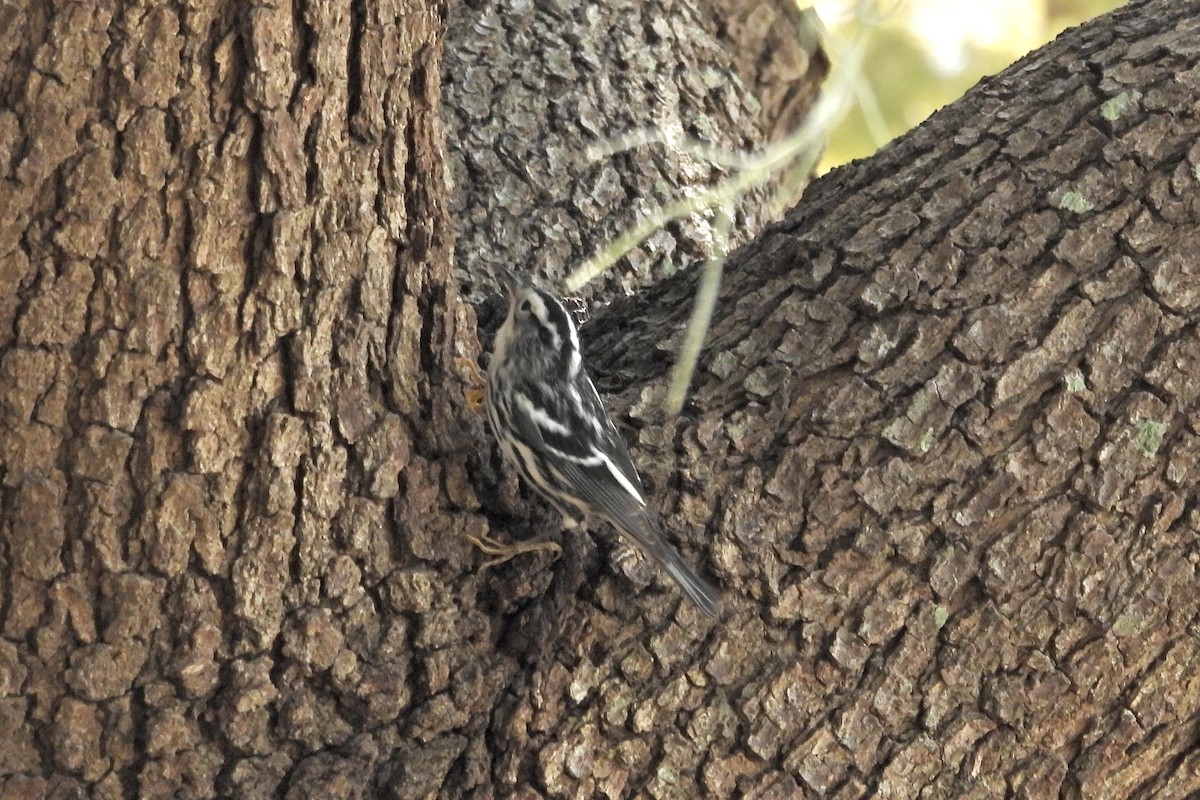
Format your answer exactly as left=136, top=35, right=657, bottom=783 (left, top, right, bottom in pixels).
left=517, top=289, right=561, bottom=351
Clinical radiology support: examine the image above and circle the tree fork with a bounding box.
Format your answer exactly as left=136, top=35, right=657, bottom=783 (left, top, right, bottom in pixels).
left=0, top=0, right=1197, bottom=798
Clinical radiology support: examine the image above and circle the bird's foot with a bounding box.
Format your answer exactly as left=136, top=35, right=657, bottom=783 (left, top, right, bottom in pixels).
left=465, top=532, right=562, bottom=570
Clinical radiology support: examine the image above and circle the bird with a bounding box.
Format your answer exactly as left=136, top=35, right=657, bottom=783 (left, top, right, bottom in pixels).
left=483, top=266, right=723, bottom=619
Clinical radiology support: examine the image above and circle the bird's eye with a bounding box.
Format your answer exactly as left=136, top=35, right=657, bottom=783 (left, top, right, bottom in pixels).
left=519, top=300, right=532, bottom=314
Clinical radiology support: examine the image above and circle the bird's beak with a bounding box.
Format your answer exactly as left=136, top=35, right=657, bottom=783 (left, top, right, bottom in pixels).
left=495, top=266, right=519, bottom=294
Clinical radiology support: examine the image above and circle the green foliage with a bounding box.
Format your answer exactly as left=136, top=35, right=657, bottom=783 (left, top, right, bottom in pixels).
left=818, top=0, right=1127, bottom=170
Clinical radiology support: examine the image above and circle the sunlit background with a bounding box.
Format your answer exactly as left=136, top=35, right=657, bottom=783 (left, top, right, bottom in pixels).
left=812, top=0, right=1127, bottom=170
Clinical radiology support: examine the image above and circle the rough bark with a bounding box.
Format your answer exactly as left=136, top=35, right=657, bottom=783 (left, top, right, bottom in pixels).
left=698, top=0, right=827, bottom=145
left=1, top=1, right=1197, bottom=800
left=578, top=1, right=1200, bottom=796
left=442, top=0, right=825, bottom=303
left=0, top=0, right=477, bottom=797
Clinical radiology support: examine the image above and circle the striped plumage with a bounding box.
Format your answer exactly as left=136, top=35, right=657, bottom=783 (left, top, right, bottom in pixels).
left=485, top=267, right=722, bottom=619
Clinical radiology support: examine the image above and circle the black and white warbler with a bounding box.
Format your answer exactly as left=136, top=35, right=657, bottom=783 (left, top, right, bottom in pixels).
left=486, top=267, right=723, bottom=619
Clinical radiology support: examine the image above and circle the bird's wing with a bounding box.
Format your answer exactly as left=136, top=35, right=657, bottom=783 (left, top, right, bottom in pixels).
left=507, top=370, right=648, bottom=512
left=508, top=369, right=723, bottom=618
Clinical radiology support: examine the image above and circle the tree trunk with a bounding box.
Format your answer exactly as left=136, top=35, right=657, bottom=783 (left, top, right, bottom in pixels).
left=442, top=0, right=826, bottom=302
left=2, top=1, right=1198, bottom=800
left=578, top=1, right=1200, bottom=796
left=1, top=0, right=472, bottom=797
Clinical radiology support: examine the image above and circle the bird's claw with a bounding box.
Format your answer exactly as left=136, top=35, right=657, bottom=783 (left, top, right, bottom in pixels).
left=465, top=532, right=562, bottom=570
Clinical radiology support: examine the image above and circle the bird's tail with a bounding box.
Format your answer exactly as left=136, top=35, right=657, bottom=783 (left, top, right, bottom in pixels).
left=658, top=542, right=724, bottom=620
left=619, top=515, right=723, bottom=620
